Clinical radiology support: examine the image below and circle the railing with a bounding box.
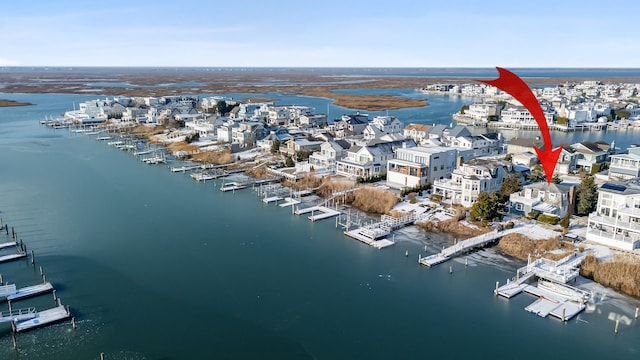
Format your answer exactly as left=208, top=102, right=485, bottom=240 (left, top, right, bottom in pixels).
left=0, top=307, right=36, bottom=318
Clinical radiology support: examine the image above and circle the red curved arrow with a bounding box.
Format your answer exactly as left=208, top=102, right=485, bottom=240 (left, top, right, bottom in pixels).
left=477, top=67, right=562, bottom=184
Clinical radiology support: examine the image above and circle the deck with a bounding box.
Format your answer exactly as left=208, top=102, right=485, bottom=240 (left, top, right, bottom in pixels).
left=294, top=206, right=340, bottom=221
left=6, top=282, right=54, bottom=302
left=262, top=196, right=283, bottom=204
left=496, top=272, right=536, bottom=298
left=14, top=305, right=71, bottom=332
left=0, top=252, right=27, bottom=264
left=344, top=228, right=396, bottom=249
left=0, top=241, right=17, bottom=250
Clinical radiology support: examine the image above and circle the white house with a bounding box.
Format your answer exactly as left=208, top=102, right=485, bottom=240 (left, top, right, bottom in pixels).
left=509, top=182, right=572, bottom=218
left=336, top=139, right=412, bottom=178
left=586, top=181, right=640, bottom=251
left=609, top=146, right=640, bottom=180
left=386, top=146, right=457, bottom=189
left=432, top=159, right=512, bottom=208
left=403, top=124, right=431, bottom=144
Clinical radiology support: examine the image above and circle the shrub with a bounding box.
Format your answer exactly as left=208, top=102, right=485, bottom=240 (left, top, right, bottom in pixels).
left=537, top=214, right=559, bottom=225
left=429, top=194, right=443, bottom=203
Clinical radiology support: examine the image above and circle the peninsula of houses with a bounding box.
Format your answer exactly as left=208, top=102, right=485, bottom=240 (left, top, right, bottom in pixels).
left=49, top=82, right=640, bottom=297
left=421, top=80, right=640, bottom=131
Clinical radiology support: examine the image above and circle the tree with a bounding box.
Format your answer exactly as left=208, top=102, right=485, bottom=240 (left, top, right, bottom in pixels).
left=459, top=104, right=470, bottom=114
left=504, top=153, right=512, bottom=162
left=576, top=175, right=598, bottom=216
left=470, top=192, right=504, bottom=222
left=551, top=174, right=562, bottom=184
left=560, top=213, right=571, bottom=229
left=271, top=139, right=281, bottom=154
left=285, top=156, right=295, bottom=168
left=498, top=173, right=521, bottom=203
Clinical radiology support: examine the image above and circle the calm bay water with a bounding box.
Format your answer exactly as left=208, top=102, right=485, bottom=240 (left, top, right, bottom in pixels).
left=0, top=90, right=640, bottom=359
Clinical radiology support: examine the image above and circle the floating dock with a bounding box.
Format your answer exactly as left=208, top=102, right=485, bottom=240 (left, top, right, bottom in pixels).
left=344, top=228, right=396, bottom=249
left=0, top=252, right=27, bottom=264
left=0, top=308, right=37, bottom=324
left=14, top=305, right=71, bottom=332
left=294, top=206, right=341, bottom=222
left=0, top=241, right=17, bottom=250
left=220, top=182, right=248, bottom=192
left=278, top=199, right=300, bottom=207
left=6, top=282, right=54, bottom=302
left=262, top=196, right=283, bottom=204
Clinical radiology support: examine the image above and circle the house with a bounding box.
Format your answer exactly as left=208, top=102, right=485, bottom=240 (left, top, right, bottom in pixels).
left=586, top=181, right=640, bottom=251
left=282, top=138, right=324, bottom=157
left=432, top=158, right=512, bottom=207
left=256, top=129, right=291, bottom=152
left=509, top=182, right=573, bottom=218
left=570, top=141, right=611, bottom=173
left=309, top=140, right=351, bottom=167
left=336, top=139, right=413, bottom=178
left=556, top=147, right=578, bottom=175
left=506, top=138, right=545, bottom=155
left=386, top=146, right=458, bottom=189
left=333, top=113, right=369, bottom=138
left=464, top=103, right=502, bottom=121
left=501, top=106, right=554, bottom=124
left=512, top=152, right=539, bottom=167
left=450, top=133, right=504, bottom=157
left=403, top=123, right=431, bottom=144
left=609, top=145, right=640, bottom=180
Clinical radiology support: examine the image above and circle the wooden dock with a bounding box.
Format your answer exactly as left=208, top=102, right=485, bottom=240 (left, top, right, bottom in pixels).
left=6, top=282, right=54, bottom=302
left=419, top=225, right=537, bottom=267
left=295, top=206, right=341, bottom=222
left=344, top=228, right=396, bottom=249
left=0, top=241, right=18, bottom=250
left=0, top=252, right=27, bottom=264
left=0, top=307, right=37, bottom=324
left=14, top=305, right=71, bottom=332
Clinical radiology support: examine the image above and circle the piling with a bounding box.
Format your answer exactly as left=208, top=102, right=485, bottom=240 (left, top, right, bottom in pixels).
left=615, top=319, right=620, bottom=333
left=40, top=266, right=43, bottom=276
left=101, top=353, right=105, bottom=360
left=635, top=307, right=639, bottom=319
left=405, top=250, right=408, bottom=257
left=562, top=308, right=566, bottom=322
left=67, top=305, right=71, bottom=315
left=465, top=257, right=468, bottom=267
left=494, top=281, right=499, bottom=295
left=12, top=226, right=14, bottom=237
left=449, top=265, right=452, bottom=274
left=53, top=289, right=57, bottom=301
left=42, top=274, right=46, bottom=284
left=31, top=250, right=35, bottom=265
left=72, top=317, right=76, bottom=329
left=12, top=332, right=16, bottom=349
left=57, top=297, right=62, bottom=307
left=0, top=274, right=2, bottom=283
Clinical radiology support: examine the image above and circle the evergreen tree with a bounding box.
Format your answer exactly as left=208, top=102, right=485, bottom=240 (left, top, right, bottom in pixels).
left=271, top=139, right=280, bottom=154
left=285, top=156, right=295, bottom=168
left=470, top=192, right=504, bottom=222
left=576, top=175, right=598, bottom=215
left=560, top=213, right=571, bottom=229
left=498, top=173, right=521, bottom=203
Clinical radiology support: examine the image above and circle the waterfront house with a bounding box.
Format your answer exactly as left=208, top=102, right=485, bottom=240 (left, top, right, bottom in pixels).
left=586, top=181, right=640, bottom=251
left=509, top=182, right=572, bottom=218
left=512, top=152, right=539, bottom=167
left=282, top=138, right=324, bottom=157
left=256, top=129, right=291, bottom=152
left=609, top=145, right=640, bottom=180
left=432, top=158, right=511, bottom=207
left=386, top=145, right=457, bottom=189
left=336, top=139, right=412, bottom=178
left=464, top=103, right=502, bottom=121
left=500, top=106, right=554, bottom=125
left=570, top=141, right=611, bottom=173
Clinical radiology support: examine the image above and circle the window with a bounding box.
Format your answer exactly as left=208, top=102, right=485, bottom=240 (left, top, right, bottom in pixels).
left=515, top=203, right=523, bottom=211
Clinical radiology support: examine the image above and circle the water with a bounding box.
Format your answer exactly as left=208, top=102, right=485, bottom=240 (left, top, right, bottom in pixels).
left=1, top=91, right=640, bottom=359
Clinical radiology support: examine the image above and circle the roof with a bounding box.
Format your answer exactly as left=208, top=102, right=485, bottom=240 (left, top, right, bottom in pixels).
left=404, top=123, right=431, bottom=132
left=524, top=182, right=570, bottom=194
left=507, top=138, right=545, bottom=148
left=428, top=124, right=447, bottom=135
left=571, top=141, right=609, bottom=154
left=444, top=125, right=471, bottom=138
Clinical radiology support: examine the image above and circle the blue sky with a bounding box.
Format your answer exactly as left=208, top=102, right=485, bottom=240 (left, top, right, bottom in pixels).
left=2, top=0, right=638, bottom=67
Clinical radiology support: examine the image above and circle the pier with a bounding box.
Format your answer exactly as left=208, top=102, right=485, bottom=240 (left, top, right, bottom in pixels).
left=419, top=225, right=537, bottom=267
left=6, top=282, right=55, bottom=302
left=14, top=305, right=71, bottom=332
left=295, top=206, right=341, bottom=222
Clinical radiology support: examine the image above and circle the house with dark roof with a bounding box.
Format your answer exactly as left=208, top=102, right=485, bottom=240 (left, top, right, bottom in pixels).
left=509, top=182, right=573, bottom=218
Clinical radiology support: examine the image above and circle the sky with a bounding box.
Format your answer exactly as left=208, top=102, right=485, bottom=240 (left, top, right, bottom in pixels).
left=1, top=0, right=639, bottom=68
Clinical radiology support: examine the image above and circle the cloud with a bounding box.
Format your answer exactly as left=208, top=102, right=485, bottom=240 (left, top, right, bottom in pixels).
left=0, top=57, right=21, bottom=66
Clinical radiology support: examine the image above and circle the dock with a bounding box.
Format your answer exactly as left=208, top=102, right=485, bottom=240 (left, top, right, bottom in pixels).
left=0, top=308, right=37, bottom=324
left=495, top=271, right=536, bottom=298
left=278, top=198, right=301, bottom=207
left=344, top=228, right=396, bottom=249
left=220, top=182, right=247, bottom=192
left=262, top=196, right=283, bottom=204
left=294, top=206, right=341, bottom=222
left=0, top=284, right=17, bottom=299
left=170, top=164, right=201, bottom=173
left=14, top=305, right=71, bottom=332
left=0, top=241, right=17, bottom=250
left=419, top=225, right=537, bottom=267
left=6, top=282, right=54, bottom=302
left=522, top=282, right=587, bottom=321
left=0, top=252, right=27, bottom=264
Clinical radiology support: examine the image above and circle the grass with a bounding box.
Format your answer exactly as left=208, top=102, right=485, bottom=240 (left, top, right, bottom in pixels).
left=580, top=255, right=640, bottom=298
left=0, top=99, right=32, bottom=107
left=191, top=150, right=232, bottom=164
left=496, top=233, right=572, bottom=261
